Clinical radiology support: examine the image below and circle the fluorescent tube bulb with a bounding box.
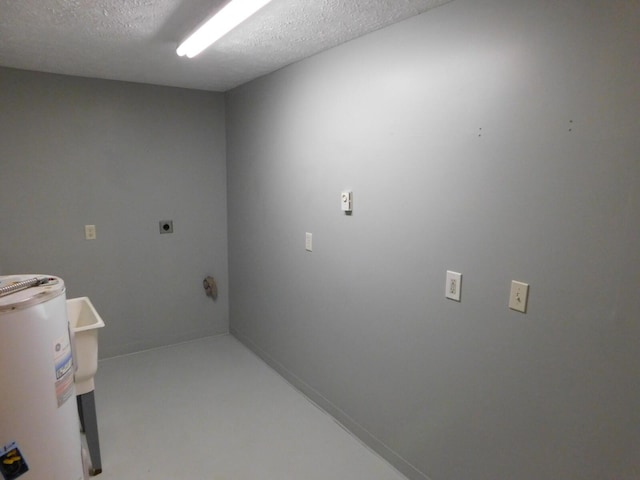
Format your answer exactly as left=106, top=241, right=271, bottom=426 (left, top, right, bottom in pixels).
left=177, top=0, right=272, bottom=58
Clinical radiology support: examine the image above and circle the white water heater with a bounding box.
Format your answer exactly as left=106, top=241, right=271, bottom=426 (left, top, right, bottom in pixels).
left=0, top=275, right=84, bottom=480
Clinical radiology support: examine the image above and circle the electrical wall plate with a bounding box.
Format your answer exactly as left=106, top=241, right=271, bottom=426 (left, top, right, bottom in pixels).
left=341, top=191, right=353, bottom=212
left=305, top=232, right=312, bottom=252
left=509, top=280, right=529, bottom=313
left=159, top=220, right=174, bottom=234
left=84, top=225, right=96, bottom=240
left=445, top=271, right=462, bottom=301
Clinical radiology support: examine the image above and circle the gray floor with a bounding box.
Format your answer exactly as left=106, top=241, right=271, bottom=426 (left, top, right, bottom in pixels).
left=94, top=334, right=408, bottom=480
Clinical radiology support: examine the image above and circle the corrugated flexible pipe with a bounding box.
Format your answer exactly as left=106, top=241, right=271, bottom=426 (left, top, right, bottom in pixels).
left=0, top=277, right=50, bottom=297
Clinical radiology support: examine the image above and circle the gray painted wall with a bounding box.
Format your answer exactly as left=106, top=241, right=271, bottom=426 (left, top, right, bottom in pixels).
left=0, top=68, right=229, bottom=358
left=226, top=1, right=640, bottom=479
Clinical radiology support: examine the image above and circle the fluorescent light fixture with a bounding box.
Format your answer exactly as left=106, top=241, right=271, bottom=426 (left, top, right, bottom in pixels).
left=177, top=0, right=273, bottom=58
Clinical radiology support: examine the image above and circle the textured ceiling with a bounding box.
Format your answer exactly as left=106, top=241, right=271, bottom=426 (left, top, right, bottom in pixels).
left=0, top=0, right=452, bottom=92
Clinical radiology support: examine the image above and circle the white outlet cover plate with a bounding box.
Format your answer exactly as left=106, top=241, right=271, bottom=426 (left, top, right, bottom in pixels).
left=445, top=271, right=462, bottom=301
left=509, top=280, right=529, bottom=313
left=305, top=232, right=313, bottom=252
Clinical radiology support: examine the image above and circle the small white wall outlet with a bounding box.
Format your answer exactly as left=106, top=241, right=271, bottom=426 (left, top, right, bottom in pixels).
left=509, top=280, right=529, bottom=313
left=341, top=191, right=353, bottom=212
left=445, top=271, right=462, bottom=301
left=305, top=232, right=313, bottom=252
left=84, top=225, right=96, bottom=240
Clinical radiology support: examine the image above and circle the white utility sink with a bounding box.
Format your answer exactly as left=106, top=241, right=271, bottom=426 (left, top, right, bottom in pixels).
left=67, top=297, right=105, bottom=395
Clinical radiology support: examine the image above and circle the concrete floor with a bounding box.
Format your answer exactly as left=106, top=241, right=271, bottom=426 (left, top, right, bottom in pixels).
left=94, top=334, right=408, bottom=480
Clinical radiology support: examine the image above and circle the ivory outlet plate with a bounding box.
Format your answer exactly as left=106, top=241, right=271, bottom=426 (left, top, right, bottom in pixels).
left=84, top=225, right=96, bottom=240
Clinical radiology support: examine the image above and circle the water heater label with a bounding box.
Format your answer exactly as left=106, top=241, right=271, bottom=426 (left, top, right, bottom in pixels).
left=53, top=335, right=74, bottom=407
left=0, top=441, right=29, bottom=480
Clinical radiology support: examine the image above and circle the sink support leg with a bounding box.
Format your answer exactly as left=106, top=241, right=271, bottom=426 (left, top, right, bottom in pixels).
left=77, top=391, right=102, bottom=475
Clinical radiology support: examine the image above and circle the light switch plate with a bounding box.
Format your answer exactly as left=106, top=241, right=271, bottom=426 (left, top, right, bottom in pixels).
left=445, top=271, right=462, bottom=301
left=341, top=191, right=353, bottom=212
left=305, top=232, right=312, bottom=252
left=509, top=280, right=529, bottom=313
